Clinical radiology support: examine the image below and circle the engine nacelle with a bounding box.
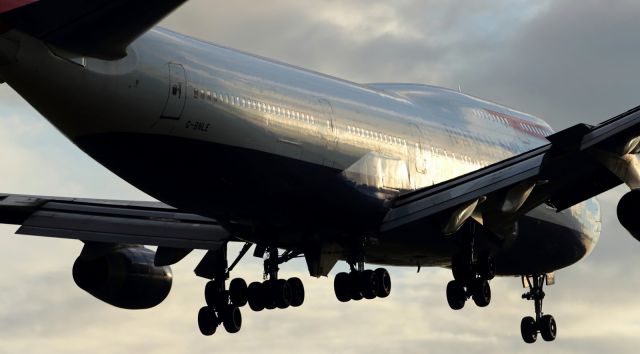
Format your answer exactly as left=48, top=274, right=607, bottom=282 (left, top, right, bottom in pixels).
left=617, top=189, right=640, bottom=242
left=72, top=244, right=172, bottom=309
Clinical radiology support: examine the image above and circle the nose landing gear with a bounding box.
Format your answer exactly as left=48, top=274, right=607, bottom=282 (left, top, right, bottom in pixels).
left=520, top=274, right=557, bottom=343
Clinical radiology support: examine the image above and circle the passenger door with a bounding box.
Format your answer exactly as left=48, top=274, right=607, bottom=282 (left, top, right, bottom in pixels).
left=160, top=63, right=187, bottom=119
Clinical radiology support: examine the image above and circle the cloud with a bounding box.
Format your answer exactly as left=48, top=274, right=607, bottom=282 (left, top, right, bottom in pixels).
left=2, top=1, right=640, bottom=353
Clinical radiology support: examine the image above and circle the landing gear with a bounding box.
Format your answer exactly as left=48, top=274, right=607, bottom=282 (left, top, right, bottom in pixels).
left=446, top=251, right=495, bottom=310
left=196, top=243, right=306, bottom=336
left=334, top=267, right=391, bottom=302
left=246, top=277, right=305, bottom=311
left=520, top=274, right=557, bottom=344
left=198, top=277, right=245, bottom=336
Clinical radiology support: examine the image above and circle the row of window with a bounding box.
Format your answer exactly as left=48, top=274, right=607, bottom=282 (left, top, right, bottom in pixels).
left=519, top=122, right=548, bottom=136
left=193, top=87, right=326, bottom=128
left=345, top=125, right=407, bottom=147
left=474, top=109, right=510, bottom=127
left=475, top=108, right=552, bottom=137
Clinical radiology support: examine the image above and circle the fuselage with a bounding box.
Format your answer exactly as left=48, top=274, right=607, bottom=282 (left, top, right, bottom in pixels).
left=0, top=27, right=601, bottom=275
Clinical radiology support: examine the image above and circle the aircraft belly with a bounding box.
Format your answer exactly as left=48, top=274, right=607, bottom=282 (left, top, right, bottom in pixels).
left=72, top=132, right=385, bottom=229
left=366, top=211, right=591, bottom=275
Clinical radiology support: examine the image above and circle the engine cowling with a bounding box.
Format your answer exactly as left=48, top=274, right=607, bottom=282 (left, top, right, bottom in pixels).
left=617, top=189, right=640, bottom=241
left=72, top=244, right=172, bottom=309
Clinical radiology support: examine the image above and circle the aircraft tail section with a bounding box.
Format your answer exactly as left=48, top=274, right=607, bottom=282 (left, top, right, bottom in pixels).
left=0, top=0, right=187, bottom=60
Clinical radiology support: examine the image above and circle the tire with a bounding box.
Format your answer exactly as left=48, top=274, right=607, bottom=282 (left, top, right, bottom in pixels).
left=272, top=279, right=292, bottom=309
left=204, top=281, right=226, bottom=308
left=446, top=280, right=466, bottom=310
left=451, top=252, right=474, bottom=283
left=477, top=252, right=496, bottom=280
left=229, top=278, right=248, bottom=307
left=360, top=270, right=378, bottom=299
left=520, top=316, right=537, bottom=344
left=540, top=314, right=557, bottom=342
left=375, top=268, right=391, bottom=298
left=334, top=272, right=351, bottom=302
left=349, top=272, right=363, bottom=301
left=198, top=306, right=218, bottom=336
left=288, top=277, right=305, bottom=307
left=247, top=282, right=265, bottom=312
left=222, top=306, right=242, bottom=334
left=471, top=278, right=491, bottom=307
left=262, top=281, right=277, bottom=310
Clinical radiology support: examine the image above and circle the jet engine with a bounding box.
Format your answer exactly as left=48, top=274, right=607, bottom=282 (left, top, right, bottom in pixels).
left=617, top=189, right=640, bottom=241
left=72, top=244, right=172, bottom=309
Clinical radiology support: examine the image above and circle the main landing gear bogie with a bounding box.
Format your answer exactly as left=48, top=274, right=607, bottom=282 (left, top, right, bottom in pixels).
left=446, top=251, right=496, bottom=310
left=198, top=278, right=245, bottom=336
left=197, top=244, right=307, bottom=336
left=334, top=267, right=392, bottom=302
left=246, top=277, right=305, bottom=311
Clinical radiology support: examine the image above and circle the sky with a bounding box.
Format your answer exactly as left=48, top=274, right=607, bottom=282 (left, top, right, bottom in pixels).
left=2, top=0, right=640, bottom=353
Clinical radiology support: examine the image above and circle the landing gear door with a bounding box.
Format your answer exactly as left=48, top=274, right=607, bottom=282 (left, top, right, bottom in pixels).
left=160, top=63, right=187, bottom=119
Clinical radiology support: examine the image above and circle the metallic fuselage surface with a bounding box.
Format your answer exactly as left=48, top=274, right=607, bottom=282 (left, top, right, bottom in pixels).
left=0, top=27, right=601, bottom=275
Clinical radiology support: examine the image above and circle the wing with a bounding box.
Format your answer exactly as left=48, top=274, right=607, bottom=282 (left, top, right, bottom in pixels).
left=0, top=0, right=187, bottom=59
left=382, top=105, right=640, bottom=238
left=0, top=193, right=230, bottom=250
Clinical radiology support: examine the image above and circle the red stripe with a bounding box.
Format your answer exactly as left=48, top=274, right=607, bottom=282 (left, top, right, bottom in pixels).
left=0, top=0, right=38, bottom=14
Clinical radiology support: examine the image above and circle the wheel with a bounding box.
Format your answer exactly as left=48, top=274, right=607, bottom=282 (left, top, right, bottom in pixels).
left=349, top=272, right=363, bottom=301
left=272, top=279, right=292, bottom=309
left=471, top=278, right=491, bottom=307
left=360, top=270, right=378, bottom=299
left=540, top=314, right=557, bottom=342
left=262, top=281, right=277, bottom=310
left=521, top=316, right=538, bottom=344
left=288, top=277, right=305, bottom=307
left=229, top=278, right=248, bottom=307
left=197, top=306, right=218, bottom=336
left=375, top=268, right=391, bottom=298
left=452, top=252, right=474, bottom=282
left=477, top=252, right=496, bottom=280
left=222, top=306, right=242, bottom=334
left=334, top=272, right=351, bottom=302
left=204, top=281, right=226, bottom=308
left=446, top=280, right=466, bottom=310
left=247, top=282, right=265, bottom=312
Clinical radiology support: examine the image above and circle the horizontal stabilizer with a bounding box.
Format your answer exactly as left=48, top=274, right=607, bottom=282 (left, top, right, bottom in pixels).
left=0, top=0, right=187, bottom=59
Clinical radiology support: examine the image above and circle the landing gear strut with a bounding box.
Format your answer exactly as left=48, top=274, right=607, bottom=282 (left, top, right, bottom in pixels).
left=520, top=274, right=557, bottom=343
left=446, top=250, right=495, bottom=310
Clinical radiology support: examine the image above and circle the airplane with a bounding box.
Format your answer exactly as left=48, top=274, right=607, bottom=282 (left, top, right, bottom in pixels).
left=0, top=0, right=638, bottom=344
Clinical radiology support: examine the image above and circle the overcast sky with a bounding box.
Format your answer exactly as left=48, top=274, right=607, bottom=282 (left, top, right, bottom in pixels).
left=2, top=1, right=640, bottom=353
